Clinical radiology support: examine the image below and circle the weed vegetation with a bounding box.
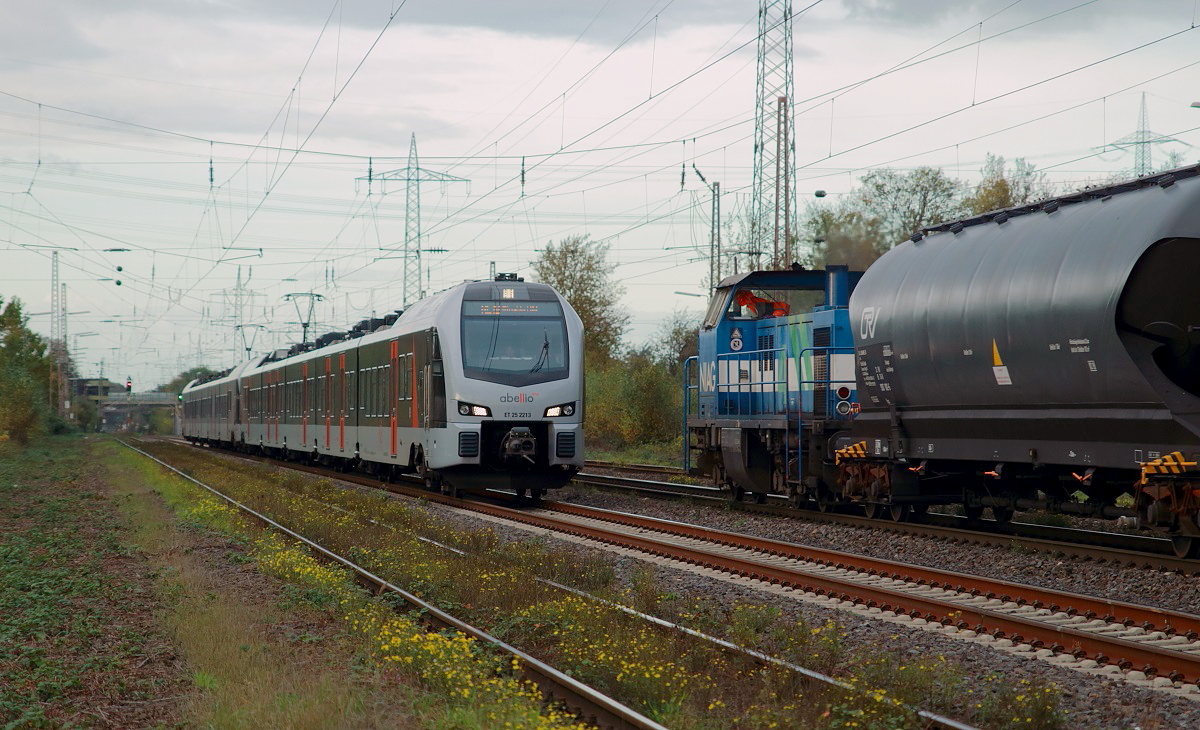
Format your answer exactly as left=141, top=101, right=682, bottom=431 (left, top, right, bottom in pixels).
left=588, top=440, right=683, bottom=466
left=133, top=439, right=1064, bottom=729
left=112, top=441, right=587, bottom=729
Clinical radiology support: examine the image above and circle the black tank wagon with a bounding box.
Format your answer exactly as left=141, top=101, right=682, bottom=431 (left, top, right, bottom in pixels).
left=837, top=164, right=1200, bottom=555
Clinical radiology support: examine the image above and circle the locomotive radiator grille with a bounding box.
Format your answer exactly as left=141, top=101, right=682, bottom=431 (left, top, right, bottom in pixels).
left=813, top=327, right=831, bottom=419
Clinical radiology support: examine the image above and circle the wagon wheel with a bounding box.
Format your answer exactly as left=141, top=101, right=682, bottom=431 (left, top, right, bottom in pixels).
left=1171, top=536, right=1199, bottom=559
left=963, top=504, right=985, bottom=521
left=815, top=493, right=836, bottom=512
left=886, top=503, right=909, bottom=522
left=991, top=506, right=1014, bottom=525
left=863, top=502, right=883, bottom=520
left=908, top=503, right=929, bottom=520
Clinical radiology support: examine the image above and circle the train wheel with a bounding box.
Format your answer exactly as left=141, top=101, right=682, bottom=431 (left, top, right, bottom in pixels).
left=991, top=506, right=1014, bottom=525
left=530, top=489, right=544, bottom=505
left=732, top=486, right=746, bottom=502
left=886, top=503, right=909, bottom=522
left=863, top=502, right=882, bottom=520
left=963, top=504, right=984, bottom=521
left=909, top=504, right=929, bottom=518
left=814, top=486, right=837, bottom=512
left=1171, top=536, right=1199, bottom=559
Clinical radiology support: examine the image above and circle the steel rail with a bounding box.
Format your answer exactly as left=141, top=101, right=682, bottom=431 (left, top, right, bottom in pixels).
left=148, top=438, right=979, bottom=729
left=119, top=440, right=668, bottom=730
left=571, top=472, right=1200, bottom=574
left=481, top=503, right=1200, bottom=684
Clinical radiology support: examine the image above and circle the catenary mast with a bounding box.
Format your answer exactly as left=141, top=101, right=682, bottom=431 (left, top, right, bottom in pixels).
left=749, top=0, right=797, bottom=270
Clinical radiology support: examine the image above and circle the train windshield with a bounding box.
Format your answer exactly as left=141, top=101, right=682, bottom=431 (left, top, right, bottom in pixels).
left=460, top=300, right=569, bottom=386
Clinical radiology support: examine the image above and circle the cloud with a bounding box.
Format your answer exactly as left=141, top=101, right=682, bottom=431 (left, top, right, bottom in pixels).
left=0, top=4, right=105, bottom=66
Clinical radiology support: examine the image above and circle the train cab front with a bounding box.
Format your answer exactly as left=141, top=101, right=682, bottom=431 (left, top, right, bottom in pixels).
left=434, top=275, right=585, bottom=494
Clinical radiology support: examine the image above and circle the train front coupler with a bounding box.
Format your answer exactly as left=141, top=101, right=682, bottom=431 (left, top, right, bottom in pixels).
left=500, top=426, right=537, bottom=465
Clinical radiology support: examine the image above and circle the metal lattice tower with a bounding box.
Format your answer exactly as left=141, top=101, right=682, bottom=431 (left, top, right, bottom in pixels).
left=1103, top=93, right=1185, bottom=177
left=360, top=134, right=469, bottom=305
left=50, top=252, right=61, bottom=344
left=749, top=0, right=796, bottom=270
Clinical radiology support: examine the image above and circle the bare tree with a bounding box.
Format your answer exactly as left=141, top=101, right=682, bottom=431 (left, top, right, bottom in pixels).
left=531, top=234, right=630, bottom=363
left=855, top=166, right=964, bottom=245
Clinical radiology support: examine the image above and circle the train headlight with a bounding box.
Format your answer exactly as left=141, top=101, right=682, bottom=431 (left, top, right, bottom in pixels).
left=458, top=401, right=491, bottom=417
left=835, top=400, right=852, bottom=416
left=544, top=402, right=576, bottom=417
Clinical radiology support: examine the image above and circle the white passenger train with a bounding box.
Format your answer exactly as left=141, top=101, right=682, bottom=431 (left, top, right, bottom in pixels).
left=181, top=274, right=585, bottom=497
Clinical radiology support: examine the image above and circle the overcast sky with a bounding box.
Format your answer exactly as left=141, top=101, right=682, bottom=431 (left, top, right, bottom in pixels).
left=2, top=0, right=1198, bottom=388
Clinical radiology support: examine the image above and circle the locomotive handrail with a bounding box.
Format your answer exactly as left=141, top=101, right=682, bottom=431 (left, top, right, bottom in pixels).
left=682, top=356, right=698, bottom=471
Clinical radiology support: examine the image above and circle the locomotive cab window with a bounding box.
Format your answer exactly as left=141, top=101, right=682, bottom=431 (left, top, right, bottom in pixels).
left=702, top=287, right=732, bottom=329
left=725, top=288, right=822, bottom=321
left=461, top=298, right=569, bottom=386
left=727, top=288, right=793, bottom=320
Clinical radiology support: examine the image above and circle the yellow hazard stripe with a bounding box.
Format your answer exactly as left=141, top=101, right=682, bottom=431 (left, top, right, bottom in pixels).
left=1139, top=451, right=1198, bottom=481
left=835, top=441, right=869, bottom=465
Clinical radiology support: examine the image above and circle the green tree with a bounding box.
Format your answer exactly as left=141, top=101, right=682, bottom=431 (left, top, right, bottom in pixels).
left=802, top=203, right=888, bottom=270
left=531, top=234, right=630, bottom=363
left=962, top=153, right=1055, bottom=215
left=155, top=366, right=217, bottom=395
left=0, top=296, right=52, bottom=444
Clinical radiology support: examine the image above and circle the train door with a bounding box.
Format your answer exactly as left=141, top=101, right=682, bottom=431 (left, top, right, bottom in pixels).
left=324, top=356, right=332, bottom=450
left=389, top=340, right=399, bottom=458
left=337, top=353, right=346, bottom=452
left=415, top=334, right=427, bottom=432
left=425, top=330, right=446, bottom=429
left=301, top=362, right=309, bottom=448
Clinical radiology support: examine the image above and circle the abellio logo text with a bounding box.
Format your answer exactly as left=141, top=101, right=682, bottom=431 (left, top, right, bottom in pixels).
left=500, top=392, right=537, bottom=403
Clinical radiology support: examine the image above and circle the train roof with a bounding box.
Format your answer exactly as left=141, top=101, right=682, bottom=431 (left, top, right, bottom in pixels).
left=715, top=265, right=865, bottom=291
left=918, top=162, right=1200, bottom=240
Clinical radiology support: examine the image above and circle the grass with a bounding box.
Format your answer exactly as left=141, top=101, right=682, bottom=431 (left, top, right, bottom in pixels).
left=587, top=439, right=683, bottom=466
left=0, top=436, right=190, bottom=727
left=108, top=441, right=587, bottom=729
left=134, top=439, right=1066, bottom=729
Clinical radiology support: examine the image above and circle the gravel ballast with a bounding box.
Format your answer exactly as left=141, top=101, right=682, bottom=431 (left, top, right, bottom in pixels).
left=443, top=483, right=1200, bottom=730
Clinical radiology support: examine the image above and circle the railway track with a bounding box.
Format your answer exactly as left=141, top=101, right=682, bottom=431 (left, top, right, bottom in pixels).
left=524, top=502, right=1200, bottom=688
left=158, top=441, right=1200, bottom=692
left=122, top=440, right=669, bottom=730
left=572, top=470, right=1200, bottom=574
left=142, top=439, right=981, bottom=728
